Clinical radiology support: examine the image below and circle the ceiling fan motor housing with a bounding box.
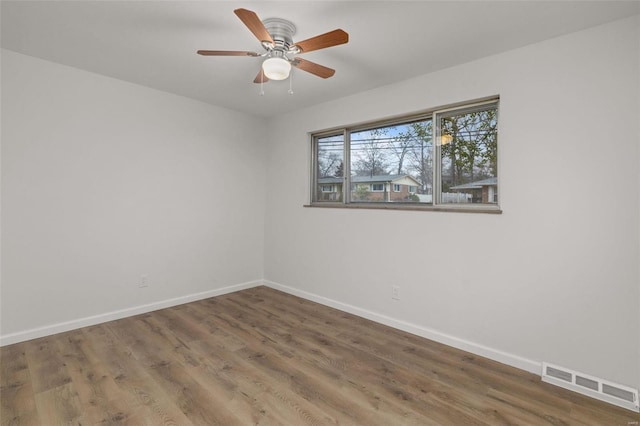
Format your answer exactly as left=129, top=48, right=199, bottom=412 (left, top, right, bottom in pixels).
left=262, top=18, right=297, bottom=53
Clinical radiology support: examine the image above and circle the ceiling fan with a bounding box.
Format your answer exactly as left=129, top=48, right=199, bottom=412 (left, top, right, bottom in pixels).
left=197, top=8, right=348, bottom=84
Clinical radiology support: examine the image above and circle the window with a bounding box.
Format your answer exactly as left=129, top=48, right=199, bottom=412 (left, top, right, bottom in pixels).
left=437, top=103, right=498, bottom=205
left=314, top=134, right=344, bottom=202
left=311, top=98, right=499, bottom=211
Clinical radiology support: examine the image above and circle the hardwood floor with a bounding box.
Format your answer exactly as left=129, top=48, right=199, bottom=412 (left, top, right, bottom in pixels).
left=1, top=286, right=638, bottom=425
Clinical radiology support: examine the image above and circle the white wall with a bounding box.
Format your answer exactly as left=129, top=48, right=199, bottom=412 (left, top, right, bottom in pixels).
left=1, top=50, right=266, bottom=342
left=264, top=16, right=640, bottom=389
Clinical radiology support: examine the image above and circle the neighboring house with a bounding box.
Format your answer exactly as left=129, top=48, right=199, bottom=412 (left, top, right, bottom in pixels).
left=317, top=177, right=344, bottom=201
left=450, top=176, right=498, bottom=203
left=318, top=174, right=421, bottom=202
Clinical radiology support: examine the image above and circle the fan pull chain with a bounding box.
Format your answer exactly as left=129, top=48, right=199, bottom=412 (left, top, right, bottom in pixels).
left=259, top=70, right=265, bottom=96
left=288, top=71, right=294, bottom=95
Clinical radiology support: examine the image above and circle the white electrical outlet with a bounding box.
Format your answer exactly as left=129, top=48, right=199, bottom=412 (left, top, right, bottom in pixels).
left=391, top=285, right=400, bottom=300
left=139, top=274, right=149, bottom=288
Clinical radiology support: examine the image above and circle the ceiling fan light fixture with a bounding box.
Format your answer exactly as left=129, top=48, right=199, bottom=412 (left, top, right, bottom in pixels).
left=440, top=134, right=453, bottom=146
left=262, top=57, right=291, bottom=80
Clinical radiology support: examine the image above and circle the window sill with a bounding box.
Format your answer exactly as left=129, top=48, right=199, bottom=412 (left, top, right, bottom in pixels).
left=304, top=203, right=502, bottom=214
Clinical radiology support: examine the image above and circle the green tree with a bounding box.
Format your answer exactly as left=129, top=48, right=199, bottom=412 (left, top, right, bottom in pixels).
left=441, top=109, right=497, bottom=189
left=334, top=160, right=344, bottom=178
left=396, top=120, right=433, bottom=194
left=353, top=184, right=371, bottom=201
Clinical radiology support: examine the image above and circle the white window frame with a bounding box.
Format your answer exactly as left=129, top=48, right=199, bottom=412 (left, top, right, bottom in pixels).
left=371, top=183, right=384, bottom=192
left=393, top=184, right=402, bottom=192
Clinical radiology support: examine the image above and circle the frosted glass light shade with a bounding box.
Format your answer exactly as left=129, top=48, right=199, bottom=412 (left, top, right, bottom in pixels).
left=262, top=57, right=291, bottom=80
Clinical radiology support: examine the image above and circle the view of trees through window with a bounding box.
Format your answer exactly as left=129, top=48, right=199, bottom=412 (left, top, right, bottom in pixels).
left=349, top=121, right=433, bottom=203
left=439, top=106, right=498, bottom=204
left=313, top=100, right=498, bottom=207
left=316, top=135, right=344, bottom=202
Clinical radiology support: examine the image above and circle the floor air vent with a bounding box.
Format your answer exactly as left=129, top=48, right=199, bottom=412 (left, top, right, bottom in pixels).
left=541, top=362, right=639, bottom=412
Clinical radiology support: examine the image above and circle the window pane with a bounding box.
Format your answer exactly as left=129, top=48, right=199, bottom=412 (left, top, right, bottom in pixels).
left=439, top=106, right=497, bottom=204
left=316, top=135, right=344, bottom=202
left=349, top=120, right=433, bottom=203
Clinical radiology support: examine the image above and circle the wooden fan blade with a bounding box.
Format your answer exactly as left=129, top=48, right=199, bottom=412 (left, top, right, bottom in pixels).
left=197, top=50, right=260, bottom=57
left=292, top=58, right=335, bottom=79
left=253, top=69, right=270, bottom=84
left=293, top=29, right=348, bottom=53
left=234, top=8, right=274, bottom=45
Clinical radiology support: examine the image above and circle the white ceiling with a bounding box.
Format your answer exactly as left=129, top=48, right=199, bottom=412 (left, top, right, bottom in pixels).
left=2, top=1, right=638, bottom=118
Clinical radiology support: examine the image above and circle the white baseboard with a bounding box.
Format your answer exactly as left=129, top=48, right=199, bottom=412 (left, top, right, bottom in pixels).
left=263, top=280, right=541, bottom=375
left=0, top=280, right=263, bottom=347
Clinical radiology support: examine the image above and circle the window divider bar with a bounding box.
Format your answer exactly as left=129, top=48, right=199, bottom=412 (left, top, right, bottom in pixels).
left=344, top=129, right=351, bottom=204
left=434, top=113, right=443, bottom=206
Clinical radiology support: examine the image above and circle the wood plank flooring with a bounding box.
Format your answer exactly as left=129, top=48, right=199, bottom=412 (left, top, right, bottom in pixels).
left=1, top=286, right=638, bottom=425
